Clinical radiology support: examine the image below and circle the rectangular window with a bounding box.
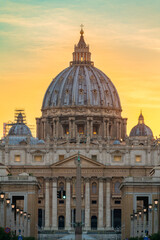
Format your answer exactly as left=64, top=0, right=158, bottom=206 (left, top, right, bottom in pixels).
left=34, top=155, right=42, bottom=162
left=91, top=155, right=97, bottom=161
left=14, top=155, right=21, bottom=162
left=78, top=125, right=84, bottom=134
left=93, top=125, right=98, bottom=135
left=115, top=200, right=121, bottom=204
left=59, top=155, right=64, bottom=161
left=114, top=156, right=122, bottom=162
left=92, top=200, right=97, bottom=204
left=136, top=155, right=141, bottom=162
left=64, top=125, right=69, bottom=135
left=59, top=200, right=64, bottom=204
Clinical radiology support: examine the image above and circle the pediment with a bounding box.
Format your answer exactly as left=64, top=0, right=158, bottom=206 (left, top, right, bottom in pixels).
left=51, top=154, right=106, bottom=168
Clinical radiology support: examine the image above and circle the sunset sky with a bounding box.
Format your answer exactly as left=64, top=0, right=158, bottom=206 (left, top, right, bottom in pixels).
left=0, top=0, right=160, bottom=138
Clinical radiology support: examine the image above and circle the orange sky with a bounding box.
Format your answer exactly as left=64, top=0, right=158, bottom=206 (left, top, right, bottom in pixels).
left=0, top=0, right=160, bottom=138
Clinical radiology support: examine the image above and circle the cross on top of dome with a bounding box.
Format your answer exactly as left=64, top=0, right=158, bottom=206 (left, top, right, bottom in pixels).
left=70, top=26, right=94, bottom=66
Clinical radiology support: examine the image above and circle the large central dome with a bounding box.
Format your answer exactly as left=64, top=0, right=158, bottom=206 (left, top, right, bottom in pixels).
left=42, top=28, right=121, bottom=110
left=37, top=27, right=127, bottom=142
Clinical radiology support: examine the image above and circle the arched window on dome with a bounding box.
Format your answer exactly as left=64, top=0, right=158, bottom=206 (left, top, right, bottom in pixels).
left=114, top=181, right=121, bottom=194
left=92, top=182, right=97, bottom=194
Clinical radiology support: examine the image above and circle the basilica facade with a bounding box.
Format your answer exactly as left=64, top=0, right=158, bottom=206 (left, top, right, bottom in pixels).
left=0, top=28, right=159, bottom=239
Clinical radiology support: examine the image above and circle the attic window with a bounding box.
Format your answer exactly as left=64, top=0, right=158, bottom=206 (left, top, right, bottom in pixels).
left=34, top=155, right=42, bottom=162
left=91, top=155, right=97, bottom=161
left=15, top=155, right=21, bottom=162
left=136, top=155, right=141, bottom=162
left=59, top=155, right=64, bottom=161
left=114, top=156, right=122, bottom=162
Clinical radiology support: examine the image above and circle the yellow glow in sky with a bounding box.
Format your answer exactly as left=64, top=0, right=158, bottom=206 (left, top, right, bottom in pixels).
left=0, top=0, right=160, bottom=138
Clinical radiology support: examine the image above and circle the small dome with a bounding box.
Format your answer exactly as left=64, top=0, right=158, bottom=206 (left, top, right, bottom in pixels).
left=129, top=112, right=153, bottom=137
left=8, top=113, right=32, bottom=137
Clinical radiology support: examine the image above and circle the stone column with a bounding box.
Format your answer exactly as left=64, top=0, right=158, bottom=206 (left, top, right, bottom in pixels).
left=90, top=119, right=93, bottom=139
left=119, top=121, right=122, bottom=140
left=87, top=118, right=90, bottom=137
left=85, top=178, right=90, bottom=230
left=44, top=179, right=50, bottom=229
left=53, top=118, right=56, bottom=138
left=103, top=119, right=106, bottom=138
left=72, top=118, right=75, bottom=138
left=69, top=118, right=72, bottom=138
left=56, top=118, right=59, bottom=138
left=52, top=178, right=58, bottom=230
left=109, top=122, right=112, bottom=138
left=65, top=178, right=71, bottom=230
left=116, top=120, right=119, bottom=139
left=106, top=119, right=109, bottom=137
left=98, top=178, right=104, bottom=229
left=71, top=209, right=74, bottom=228
left=106, top=179, right=111, bottom=229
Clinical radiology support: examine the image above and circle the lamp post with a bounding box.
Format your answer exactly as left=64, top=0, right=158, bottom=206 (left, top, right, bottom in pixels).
left=143, top=208, right=147, bottom=237
left=138, top=211, right=142, bottom=238
left=6, top=198, right=11, bottom=228
left=23, top=212, right=27, bottom=237
left=154, top=199, right=158, bottom=233
left=75, top=153, right=82, bottom=240
left=11, top=203, right=15, bottom=232
left=16, top=208, right=20, bottom=235
left=0, top=192, right=5, bottom=227
left=20, top=210, right=24, bottom=235
left=130, top=214, right=134, bottom=237
left=134, top=212, right=138, bottom=237
left=27, top=213, right=31, bottom=237
left=148, top=204, right=152, bottom=236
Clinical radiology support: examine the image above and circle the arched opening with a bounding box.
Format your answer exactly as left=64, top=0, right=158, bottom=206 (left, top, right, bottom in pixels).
left=91, top=215, right=97, bottom=230
left=58, top=215, right=65, bottom=229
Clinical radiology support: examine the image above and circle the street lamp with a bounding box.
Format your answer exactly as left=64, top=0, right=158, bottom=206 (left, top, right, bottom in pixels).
left=0, top=192, right=5, bottom=201
left=6, top=198, right=10, bottom=205
left=148, top=204, right=152, bottom=210
left=143, top=208, right=147, bottom=214
left=154, top=199, right=158, bottom=207
left=11, top=203, right=15, bottom=210
left=20, top=209, right=23, bottom=215
left=23, top=212, right=27, bottom=217
left=16, top=208, right=20, bottom=213
left=154, top=199, right=159, bottom=233
left=27, top=213, right=31, bottom=220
